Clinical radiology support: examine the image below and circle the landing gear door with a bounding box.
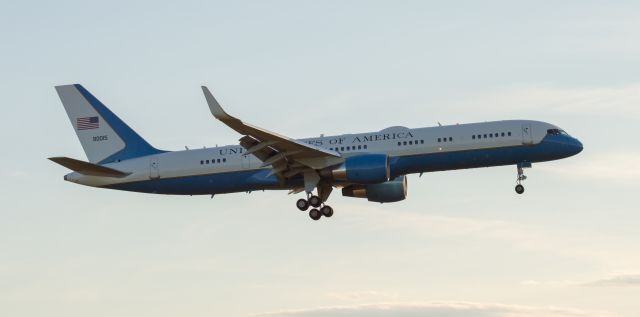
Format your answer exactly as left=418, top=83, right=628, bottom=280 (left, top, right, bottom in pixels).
left=149, top=157, right=160, bottom=179
left=521, top=123, right=533, bottom=145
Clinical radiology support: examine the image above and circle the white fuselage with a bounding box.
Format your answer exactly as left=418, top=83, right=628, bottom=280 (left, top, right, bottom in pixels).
left=65, top=119, right=566, bottom=192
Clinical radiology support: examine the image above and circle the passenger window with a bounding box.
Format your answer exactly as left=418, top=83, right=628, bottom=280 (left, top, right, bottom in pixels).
left=437, top=138, right=441, bottom=142
left=357, top=145, right=361, bottom=150
left=341, top=147, right=344, bottom=151
left=364, top=145, right=368, bottom=149
left=501, top=132, right=505, bottom=137
left=449, top=137, right=452, bottom=141
left=484, top=134, right=487, bottom=138
left=409, top=141, right=413, bottom=145
left=472, top=135, right=475, bottom=139
left=206, top=160, right=210, bottom=164
left=508, top=132, right=511, bottom=136
left=421, top=140, right=424, bottom=144
left=403, top=141, right=407, bottom=145
left=398, top=142, right=401, bottom=146
left=217, top=159, right=220, bottom=163
left=223, top=158, right=226, bottom=162
left=200, top=160, right=204, bottom=165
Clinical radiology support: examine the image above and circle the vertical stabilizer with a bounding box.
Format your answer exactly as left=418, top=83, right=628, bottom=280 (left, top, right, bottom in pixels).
left=55, top=84, right=165, bottom=164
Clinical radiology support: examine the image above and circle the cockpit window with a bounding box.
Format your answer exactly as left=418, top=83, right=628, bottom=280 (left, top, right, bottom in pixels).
left=547, top=128, right=569, bottom=136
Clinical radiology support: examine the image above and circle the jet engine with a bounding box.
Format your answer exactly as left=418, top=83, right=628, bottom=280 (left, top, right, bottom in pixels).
left=329, top=154, right=390, bottom=184
left=342, top=175, right=408, bottom=203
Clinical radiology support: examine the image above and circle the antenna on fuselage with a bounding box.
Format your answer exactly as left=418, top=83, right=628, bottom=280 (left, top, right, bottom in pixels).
left=437, top=122, right=442, bottom=126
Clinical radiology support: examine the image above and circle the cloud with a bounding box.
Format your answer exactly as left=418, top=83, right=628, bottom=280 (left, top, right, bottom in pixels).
left=522, top=274, right=640, bottom=288
left=326, top=290, right=398, bottom=301
left=521, top=280, right=577, bottom=287
left=582, top=274, right=640, bottom=287
left=255, top=301, right=611, bottom=317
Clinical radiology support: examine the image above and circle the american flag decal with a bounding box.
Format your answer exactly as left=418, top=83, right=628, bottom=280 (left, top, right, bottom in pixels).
left=77, top=116, right=99, bottom=130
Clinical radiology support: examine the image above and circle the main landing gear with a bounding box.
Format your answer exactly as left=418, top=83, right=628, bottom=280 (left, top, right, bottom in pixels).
left=296, top=193, right=334, bottom=221
left=515, top=163, right=529, bottom=194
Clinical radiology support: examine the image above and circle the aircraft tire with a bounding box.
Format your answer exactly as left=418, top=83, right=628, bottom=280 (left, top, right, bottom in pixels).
left=320, top=205, right=333, bottom=217
left=309, top=195, right=322, bottom=208
left=515, top=184, right=525, bottom=194
left=309, top=208, right=322, bottom=221
left=296, top=199, right=309, bottom=211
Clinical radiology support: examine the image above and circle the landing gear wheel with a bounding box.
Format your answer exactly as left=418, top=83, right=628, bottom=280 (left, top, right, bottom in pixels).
left=296, top=198, right=309, bottom=211
left=515, top=184, right=525, bottom=194
left=308, top=195, right=322, bottom=208
left=309, top=208, right=321, bottom=220
left=320, top=205, right=333, bottom=217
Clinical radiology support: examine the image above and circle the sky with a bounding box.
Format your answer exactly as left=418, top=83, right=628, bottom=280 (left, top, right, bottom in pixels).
left=1, top=1, right=639, bottom=316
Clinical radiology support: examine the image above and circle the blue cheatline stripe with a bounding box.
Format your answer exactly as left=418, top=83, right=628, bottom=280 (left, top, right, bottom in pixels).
left=105, top=168, right=297, bottom=195
left=390, top=134, right=581, bottom=177
left=104, top=134, right=581, bottom=196
left=74, top=84, right=167, bottom=164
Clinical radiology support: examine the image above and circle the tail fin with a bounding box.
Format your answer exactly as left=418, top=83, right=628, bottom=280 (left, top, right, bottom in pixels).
left=55, top=84, right=165, bottom=164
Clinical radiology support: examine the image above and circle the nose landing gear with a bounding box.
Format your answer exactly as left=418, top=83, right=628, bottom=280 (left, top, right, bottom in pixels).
left=515, top=162, right=530, bottom=194
left=515, top=183, right=525, bottom=194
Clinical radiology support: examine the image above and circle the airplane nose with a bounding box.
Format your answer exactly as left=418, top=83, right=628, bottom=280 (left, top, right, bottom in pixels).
left=570, top=137, right=583, bottom=156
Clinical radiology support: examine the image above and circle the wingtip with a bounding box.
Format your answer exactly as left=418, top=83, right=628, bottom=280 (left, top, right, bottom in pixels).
left=201, top=86, right=233, bottom=121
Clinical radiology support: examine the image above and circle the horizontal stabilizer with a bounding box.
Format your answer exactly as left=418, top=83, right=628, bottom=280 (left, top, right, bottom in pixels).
left=48, top=157, right=131, bottom=178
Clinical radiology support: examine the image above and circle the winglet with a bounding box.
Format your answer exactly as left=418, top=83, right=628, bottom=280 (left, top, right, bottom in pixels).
left=201, top=86, right=234, bottom=121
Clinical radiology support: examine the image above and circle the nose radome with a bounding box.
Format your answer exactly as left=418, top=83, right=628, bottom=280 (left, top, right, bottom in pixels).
left=572, top=137, right=583, bottom=155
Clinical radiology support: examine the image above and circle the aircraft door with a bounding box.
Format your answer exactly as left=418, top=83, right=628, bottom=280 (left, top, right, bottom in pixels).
left=241, top=154, right=251, bottom=169
left=149, top=157, right=160, bottom=179
left=521, top=123, right=533, bottom=145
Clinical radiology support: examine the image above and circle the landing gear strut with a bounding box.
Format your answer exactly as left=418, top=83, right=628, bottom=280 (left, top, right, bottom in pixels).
left=515, top=164, right=527, bottom=194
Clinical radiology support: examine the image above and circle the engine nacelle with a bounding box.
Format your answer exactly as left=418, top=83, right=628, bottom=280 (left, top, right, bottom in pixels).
left=342, top=175, right=408, bottom=203
left=331, top=154, right=390, bottom=184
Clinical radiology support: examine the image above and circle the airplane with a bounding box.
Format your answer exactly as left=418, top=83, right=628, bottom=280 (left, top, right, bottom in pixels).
left=50, top=84, right=583, bottom=220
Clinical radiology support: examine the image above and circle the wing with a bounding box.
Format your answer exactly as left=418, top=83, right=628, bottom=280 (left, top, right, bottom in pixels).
left=201, top=87, right=343, bottom=178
